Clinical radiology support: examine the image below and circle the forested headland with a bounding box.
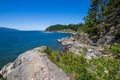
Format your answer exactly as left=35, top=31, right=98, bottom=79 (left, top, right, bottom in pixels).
left=46, top=0, right=120, bottom=43
left=45, top=0, right=120, bottom=80
left=1, top=0, right=120, bottom=80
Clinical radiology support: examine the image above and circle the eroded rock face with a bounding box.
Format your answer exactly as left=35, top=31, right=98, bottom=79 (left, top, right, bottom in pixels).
left=0, top=46, right=69, bottom=80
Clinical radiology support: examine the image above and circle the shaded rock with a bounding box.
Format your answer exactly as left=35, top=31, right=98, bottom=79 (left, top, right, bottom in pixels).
left=96, top=22, right=120, bottom=45
left=0, top=74, right=3, bottom=80
left=97, top=35, right=115, bottom=45
left=78, top=32, right=92, bottom=44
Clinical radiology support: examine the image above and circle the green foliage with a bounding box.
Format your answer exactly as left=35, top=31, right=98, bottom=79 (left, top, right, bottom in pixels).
left=105, top=44, right=120, bottom=58
left=90, top=35, right=98, bottom=39
left=45, top=24, right=83, bottom=32
left=84, top=0, right=99, bottom=28
left=83, top=0, right=120, bottom=34
left=45, top=48, right=120, bottom=80
left=82, top=47, right=87, bottom=54
left=45, top=0, right=120, bottom=37
left=77, top=24, right=98, bottom=36
left=2, top=78, right=7, bottom=80
left=106, top=0, right=120, bottom=22
left=45, top=48, right=59, bottom=64
left=88, top=57, right=120, bottom=80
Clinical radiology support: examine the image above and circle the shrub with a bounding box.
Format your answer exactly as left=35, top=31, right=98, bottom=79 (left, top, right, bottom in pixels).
left=2, top=78, right=7, bottom=80
left=105, top=44, right=120, bottom=58
left=45, top=48, right=120, bottom=80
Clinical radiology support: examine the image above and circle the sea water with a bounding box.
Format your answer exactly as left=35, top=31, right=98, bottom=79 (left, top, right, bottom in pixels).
left=0, top=31, right=70, bottom=69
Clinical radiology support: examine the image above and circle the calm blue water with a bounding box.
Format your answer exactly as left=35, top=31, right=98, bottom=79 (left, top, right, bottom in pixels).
left=0, top=31, right=70, bottom=69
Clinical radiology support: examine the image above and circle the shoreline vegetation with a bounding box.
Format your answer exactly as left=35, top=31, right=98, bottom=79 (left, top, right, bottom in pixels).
left=0, top=0, right=120, bottom=80
left=45, top=0, right=120, bottom=79
left=45, top=48, right=120, bottom=80
left=0, top=45, right=120, bottom=80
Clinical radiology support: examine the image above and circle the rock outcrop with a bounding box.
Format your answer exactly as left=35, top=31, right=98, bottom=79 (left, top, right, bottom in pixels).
left=58, top=37, right=107, bottom=59
left=0, top=46, right=69, bottom=80
left=96, top=23, right=120, bottom=45
left=57, top=29, right=76, bottom=33
left=95, top=10, right=120, bottom=45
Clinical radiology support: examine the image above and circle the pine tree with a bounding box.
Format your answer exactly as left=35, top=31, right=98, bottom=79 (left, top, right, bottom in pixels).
left=84, top=0, right=99, bottom=27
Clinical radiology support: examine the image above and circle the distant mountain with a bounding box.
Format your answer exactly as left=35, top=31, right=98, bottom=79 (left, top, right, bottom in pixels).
left=0, top=27, right=19, bottom=32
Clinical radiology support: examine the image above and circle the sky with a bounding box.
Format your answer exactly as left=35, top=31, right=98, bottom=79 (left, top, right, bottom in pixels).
left=0, top=0, right=91, bottom=30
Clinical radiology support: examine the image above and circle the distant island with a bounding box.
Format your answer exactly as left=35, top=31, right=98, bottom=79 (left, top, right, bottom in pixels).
left=45, top=24, right=83, bottom=32
left=0, top=27, right=19, bottom=32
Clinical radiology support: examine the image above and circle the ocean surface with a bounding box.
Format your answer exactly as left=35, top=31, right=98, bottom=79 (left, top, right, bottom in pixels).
left=0, top=31, right=70, bottom=69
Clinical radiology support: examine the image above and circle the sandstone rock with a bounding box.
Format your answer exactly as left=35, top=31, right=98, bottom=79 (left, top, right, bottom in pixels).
left=0, top=46, right=69, bottom=80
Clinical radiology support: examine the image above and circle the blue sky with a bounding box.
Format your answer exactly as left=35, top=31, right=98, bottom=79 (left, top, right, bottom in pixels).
left=0, top=0, right=90, bottom=30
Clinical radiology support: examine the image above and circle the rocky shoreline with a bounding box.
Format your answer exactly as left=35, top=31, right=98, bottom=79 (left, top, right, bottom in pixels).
left=57, top=33, right=108, bottom=59
left=0, top=46, right=69, bottom=80
left=0, top=31, right=115, bottom=80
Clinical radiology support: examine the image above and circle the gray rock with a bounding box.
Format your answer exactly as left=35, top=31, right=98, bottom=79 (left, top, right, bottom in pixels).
left=0, top=46, right=69, bottom=80
left=58, top=37, right=104, bottom=59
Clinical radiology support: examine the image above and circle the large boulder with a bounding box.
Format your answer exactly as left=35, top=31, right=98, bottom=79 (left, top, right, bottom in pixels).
left=0, top=46, right=69, bottom=80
